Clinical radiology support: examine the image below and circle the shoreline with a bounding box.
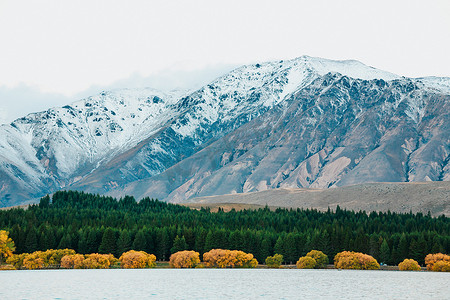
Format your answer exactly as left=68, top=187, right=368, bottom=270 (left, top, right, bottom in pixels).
left=0, top=262, right=429, bottom=271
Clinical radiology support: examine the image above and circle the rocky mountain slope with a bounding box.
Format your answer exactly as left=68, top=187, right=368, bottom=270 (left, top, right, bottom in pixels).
left=0, top=56, right=449, bottom=207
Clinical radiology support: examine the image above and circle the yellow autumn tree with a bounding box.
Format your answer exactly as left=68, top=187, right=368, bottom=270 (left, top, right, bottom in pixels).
left=334, top=251, right=380, bottom=270
left=7, top=249, right=77, bottom=269
left=265, top=254, right=283, bottom=268
left=203, top=249, right=258, bottom=268
left=296, top=256, right=316, bottom=269
left=306, top=250, right=328, bottom=268
left=0, top=230, right=15, bottom=263
left=424, top=253, right=450, bottom=271
left=232, top=250, right=258, bottom=268
left=170, top=250, right=200, bottom=268
left=82, top=253, right=113, bottom=269
left=61, top=254, right=86, bottom=269
left=6, top=253, right=28, bottom=269
left=398, top=259, right=421, bottom=271
left=119, top=250, right=156, bottom=268
left=22, top=252, right=45, bottom=270
left=431, top=260, right=450, bottom=272
left=36, top=249, right=76, bottom=267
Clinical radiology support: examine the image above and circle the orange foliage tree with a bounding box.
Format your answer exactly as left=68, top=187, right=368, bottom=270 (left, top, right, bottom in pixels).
left=203, top=249, right=258, bottom=268
left=296, top=256, right=316, bottom=269
left=22, top=252, right=45, bottom=270
left=334, top=251, right=380, bottom=270
left=40, top=249, right=76, bottom=267
left=61, top=254, right=86, bottom=269
left=16, top=249, right=75, bottom=270
left=306, top=250, right=328, bottom=268
left=431, top=260, right=450, bottom=272
left=82, top=253, right=113, bottom=269
left=170, top=250, right=200, bottom=268
left=296, top=250, right=328, bottom=269
left=119, top=250, right=156, bottom=268
left=0, top=230, right=15, bottom=263
left=424, top=253, right=450, bottom=271
left=398, top=259, right=421, bottom=271
left=6, top=253, right=27, bottom=269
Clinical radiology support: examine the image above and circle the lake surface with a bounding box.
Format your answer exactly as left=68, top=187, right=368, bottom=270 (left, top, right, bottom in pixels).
left=1, top=269, right=449, bottom=299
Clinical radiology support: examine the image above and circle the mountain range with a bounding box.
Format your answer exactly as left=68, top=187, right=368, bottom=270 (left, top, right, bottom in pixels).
left=1, top=56, right=449, bottom=208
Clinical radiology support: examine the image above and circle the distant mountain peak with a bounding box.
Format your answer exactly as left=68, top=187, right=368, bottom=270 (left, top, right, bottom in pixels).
left=0, top=56, right=449, bottom=207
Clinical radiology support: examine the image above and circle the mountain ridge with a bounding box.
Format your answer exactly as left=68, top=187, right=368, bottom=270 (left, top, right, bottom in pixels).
left=0, top=56, right=449, bottom=207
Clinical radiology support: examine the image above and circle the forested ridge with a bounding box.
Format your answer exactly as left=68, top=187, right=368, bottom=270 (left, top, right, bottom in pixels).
left=0, top=191, right=448, bottom=265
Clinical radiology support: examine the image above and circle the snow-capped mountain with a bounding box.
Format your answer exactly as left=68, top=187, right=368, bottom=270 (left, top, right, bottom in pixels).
left=1, top=56, right=449, bottom=206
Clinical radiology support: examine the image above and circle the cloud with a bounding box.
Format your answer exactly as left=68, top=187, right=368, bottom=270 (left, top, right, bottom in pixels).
left=0, top=63, right=238, bottom=124
left=76, top=63, right=238, bottom=99
left=0, top=84, right=73, bottom=124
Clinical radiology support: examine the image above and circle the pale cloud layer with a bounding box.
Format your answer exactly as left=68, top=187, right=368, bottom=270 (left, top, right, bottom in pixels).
left=0, top=0, right=449, bottom=123
left=0, top=64, right=236, bottom=124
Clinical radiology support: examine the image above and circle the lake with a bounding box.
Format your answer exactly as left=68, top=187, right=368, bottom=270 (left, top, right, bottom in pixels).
left=1, top=269, right=449, bottom=299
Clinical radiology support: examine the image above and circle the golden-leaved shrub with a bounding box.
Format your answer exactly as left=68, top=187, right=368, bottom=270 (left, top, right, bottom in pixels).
left=203, top=249, right=258, bottom=268
left=398, top=259, right=421, bottom=271
left=82, top=253, right=113, bottom=269
left=431, top=260, right=450, bottom=272
left=334, top=251, right=380, bottom=270
left=265, top=254, right=283, bottom=268
left=0, top=230, right=15, bottom=263
left=296, top=256, right=316, bottom=269
left=424, top=253, right=450, bottom=271
left=119, top=250, right=156, bottom=268
left=6, top=253, right=28, bottom=269
left=61, top=254, right=86, bottom=269
left=170, top=250, right=200, bottom=268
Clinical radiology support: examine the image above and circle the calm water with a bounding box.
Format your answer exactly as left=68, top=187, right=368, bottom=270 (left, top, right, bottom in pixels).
left=1, top=269, right=449, bottom=299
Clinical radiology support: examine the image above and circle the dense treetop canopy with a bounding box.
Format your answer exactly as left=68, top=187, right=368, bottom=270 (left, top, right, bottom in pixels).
left=0, top=190, right=448, bottom=265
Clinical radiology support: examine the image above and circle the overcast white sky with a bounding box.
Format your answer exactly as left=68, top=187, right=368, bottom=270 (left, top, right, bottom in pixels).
left=0, top=0, right=449, bottom=124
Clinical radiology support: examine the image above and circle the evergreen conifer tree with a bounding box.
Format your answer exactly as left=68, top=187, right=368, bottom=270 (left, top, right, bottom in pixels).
left=380, top=239, right=390, bottom=264
left=25, top=228, right=38, bottom=253
left=116, top=230, right=132, bottom=257
left=99, top=228, right=117, bottom=254
left=171, top=235, right=188, bottom=253
left=132, top=230, right=147, bottom=251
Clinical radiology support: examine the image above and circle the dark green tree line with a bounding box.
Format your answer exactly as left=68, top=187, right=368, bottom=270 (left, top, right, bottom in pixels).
left=0, top=191, right=448, bottom=265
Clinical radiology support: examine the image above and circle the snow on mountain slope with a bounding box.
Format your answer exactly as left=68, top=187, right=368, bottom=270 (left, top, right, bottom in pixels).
left=109, top=73, right=449, bottom=203
left=1, top=55, right=448, bottom=207
left=68, top=57, right=325, bottom=191
left=0, top=88, right=186, bottom=206
left=166, top=56, right=401, bottom=139
left=418, top=76, right=450, bottom=95
left=303, top=56, right=401, bottom=81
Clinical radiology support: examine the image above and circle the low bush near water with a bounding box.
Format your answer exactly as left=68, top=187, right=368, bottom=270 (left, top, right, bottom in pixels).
left=60, top=253, right=116, bottom=269
left=306, top=250, right=328, bottom=268
left=431, top=260, right=450, bottom=272
left=398, top=259, right=421, bottom=271
left=265, top=254, right=283, bottom=268
left=7, top=249, right=76, bottom=270
left=170, top=250, right=201, bottom=268
left=6, top=253, right=27, bottom=269
left=296, top=256, right=316, bottom=269
left=296, top=250, right=328, bottom=269
left=334, top=251, right=380, bottom=270
left=425, top=253, right=450, bottom=271
left=61, top=254, right=85, bottom=269
left=119, top=250, right=156, bottom=269
left=203, top=249, right=258, bottom=268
